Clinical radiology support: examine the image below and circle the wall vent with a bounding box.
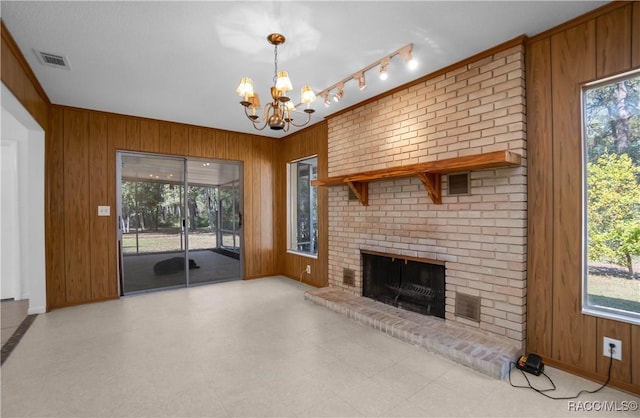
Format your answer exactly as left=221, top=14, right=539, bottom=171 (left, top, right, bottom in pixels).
left=448, top=172, right=469, bottom=195
left=455, top=292, right=480, bottom=322
left=343, top=268, right=355, bottom=286
left=34, top=50, right=71, bottom=70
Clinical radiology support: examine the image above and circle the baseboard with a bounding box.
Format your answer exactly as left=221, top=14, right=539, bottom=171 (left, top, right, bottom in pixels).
left=543, top=357, right=640, bottom=396
left=28, top=305, right=46, bottom=314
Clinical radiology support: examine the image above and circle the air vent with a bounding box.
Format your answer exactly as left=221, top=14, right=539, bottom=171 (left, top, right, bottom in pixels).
left=343, top=268, right=355, bottom=287
left=34, top=50, right=71, bottom=70
left=448, top=172, right=469, bottom=195
left=455, top=292, right=480, bottom=322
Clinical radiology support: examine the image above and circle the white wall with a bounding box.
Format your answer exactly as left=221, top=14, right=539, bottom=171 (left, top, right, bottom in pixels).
left=1, top=83, right=46, bottom=314
left=1, top=139, right=21, bottom=300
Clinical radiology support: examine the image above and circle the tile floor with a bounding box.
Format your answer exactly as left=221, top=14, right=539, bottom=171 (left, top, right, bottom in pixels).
left=1, top=276, right=638, bottom=417
left=1, top=299, right=29, bottom=346
left=305, top=286, right=520, bottom=379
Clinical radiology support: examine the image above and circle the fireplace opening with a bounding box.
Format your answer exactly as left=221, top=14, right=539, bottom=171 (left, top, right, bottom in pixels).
left=362, top=251, right=445, bottom=318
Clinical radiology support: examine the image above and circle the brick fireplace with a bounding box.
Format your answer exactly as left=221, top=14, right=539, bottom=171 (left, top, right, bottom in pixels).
left=325, top=42, right=527, bottom=349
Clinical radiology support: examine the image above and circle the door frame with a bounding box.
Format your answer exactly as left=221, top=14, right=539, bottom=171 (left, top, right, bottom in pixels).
left=116, top=151, right=244, bottom=295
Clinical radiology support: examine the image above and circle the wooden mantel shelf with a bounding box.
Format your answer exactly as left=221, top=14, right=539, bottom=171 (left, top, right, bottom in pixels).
left=312, top=150, right=522, bottom=205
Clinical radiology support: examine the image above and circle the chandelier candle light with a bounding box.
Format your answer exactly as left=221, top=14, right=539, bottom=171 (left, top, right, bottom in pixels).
left=236, top=33, right=316, bottom=131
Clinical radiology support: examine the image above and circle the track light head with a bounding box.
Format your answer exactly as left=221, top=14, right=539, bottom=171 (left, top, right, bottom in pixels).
left=379, top=58, right=390, bottom=81
left=401, top=45, right=418, bottom=70
left=333, top=83, right=344, bottom=102
left=356, top=72, right=366, bottom=90
left=322, top=91, right=331, bottom=107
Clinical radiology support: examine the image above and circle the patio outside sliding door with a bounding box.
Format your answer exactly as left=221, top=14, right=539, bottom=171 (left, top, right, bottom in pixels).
left=117, top=153, right=243, bottom=295
left=185, top=160, right=242, bottom=285
left=118, top=153, right=188, bottom=294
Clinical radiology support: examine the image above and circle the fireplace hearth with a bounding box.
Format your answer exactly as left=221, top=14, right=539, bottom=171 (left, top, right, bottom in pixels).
left=362, top=251, right=445, bottom=318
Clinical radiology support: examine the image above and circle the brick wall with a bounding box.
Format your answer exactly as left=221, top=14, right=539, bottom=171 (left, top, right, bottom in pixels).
left=326, top=44, right=527, bottom=347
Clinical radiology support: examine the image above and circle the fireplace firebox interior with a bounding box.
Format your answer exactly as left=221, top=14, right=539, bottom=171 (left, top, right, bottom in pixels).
left=362, top=252, right=445, bottom=318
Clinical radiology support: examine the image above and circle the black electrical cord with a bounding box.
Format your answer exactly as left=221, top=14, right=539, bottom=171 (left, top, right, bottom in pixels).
left=509, top=348, right=614, bottom=400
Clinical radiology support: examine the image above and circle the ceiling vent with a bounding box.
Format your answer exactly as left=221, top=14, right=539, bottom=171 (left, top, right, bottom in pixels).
left=34, top=50, right=71, bottom=70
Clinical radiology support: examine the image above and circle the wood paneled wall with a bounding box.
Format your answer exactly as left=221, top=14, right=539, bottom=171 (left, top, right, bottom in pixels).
left=527, top=1, right=640, bottom=394
left=1, top=22, right=49, bottom=128
left=276, top=122, right=329, bottom=288
left=45, top=106, right=280, bottom=308
left=4, top=3, right=639, bottom=393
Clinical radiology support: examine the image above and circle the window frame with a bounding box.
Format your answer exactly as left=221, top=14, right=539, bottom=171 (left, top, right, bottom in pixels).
left=581, top=68, right=640, bottom=326
left=286, top=155, right=318, bottom=259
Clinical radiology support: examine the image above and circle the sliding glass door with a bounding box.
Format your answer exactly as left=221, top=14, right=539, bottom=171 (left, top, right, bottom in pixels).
left=118, top=154, right=187, bottom=293
left=117, top=153, right=242, bottom=295
left=218, top=180, right=241, bottom=254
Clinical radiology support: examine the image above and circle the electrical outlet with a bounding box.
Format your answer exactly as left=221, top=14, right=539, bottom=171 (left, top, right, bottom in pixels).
left=306, top=265, right=311, bottom=274
left=603, top=337, right=622, bottom=361
left=97, top=205, right=111, bottom=216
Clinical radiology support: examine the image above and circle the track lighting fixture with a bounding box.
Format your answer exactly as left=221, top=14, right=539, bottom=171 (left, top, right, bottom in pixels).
left=315, top=43, right=414, bottom=106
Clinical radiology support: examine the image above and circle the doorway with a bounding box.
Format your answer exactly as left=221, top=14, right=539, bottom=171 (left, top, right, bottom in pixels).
left=0, top=84, right=46, bottom=314
left=117, top=152, right=242, bottom=294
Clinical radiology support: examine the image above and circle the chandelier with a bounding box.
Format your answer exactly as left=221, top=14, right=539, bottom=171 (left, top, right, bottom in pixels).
left=236, top=33, right=316, bottom=132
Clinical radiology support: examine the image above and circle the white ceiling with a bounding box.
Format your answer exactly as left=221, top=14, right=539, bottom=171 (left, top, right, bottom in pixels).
left=0, top=1, right=608, bottom=139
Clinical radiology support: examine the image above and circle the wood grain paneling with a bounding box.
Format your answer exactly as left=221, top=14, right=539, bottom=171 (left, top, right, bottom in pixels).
left=278, top=123, right=329, bottom=287
left=239, top=137, right=256, bottom=277
left=225, top=132, right=241, bottom=160
left=158, top=122, right=172, bottom=154
left=596, top=319, right=631, bottom=382
left=89, top=113, right=116, bottom=299
left=550, top=19, right=597, bottom=370
left=63, top=109, right=92, bottom=303
left=596, top=4, right=632, bottom=77
left=632, top=1, right=640, bottom=67
left=633, top=325, right=640, bottom=387
left=201, top=129, right=217, bottom=158
left=528, top=2, right=640, bottom=393
left=126, top=118, right=140, bottom=150
left=46, top=107, right=66, bottom=307
left=44, top=106, right=279, bottom=307
left=109, top=115, right=128, bottom=151
left=525, top=38, right=554, bottom=359
left=1, top=22, right=49, bottom=128
left=188, top=127, right=202, bottom=157
left=140, top=119, right=160, bottom=153
left=259, top=139, right=275, bottom=271
left=170, top=124, right=188, bottom=156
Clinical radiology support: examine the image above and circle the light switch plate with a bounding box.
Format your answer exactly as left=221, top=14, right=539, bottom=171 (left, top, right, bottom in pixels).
left=98, top=205, right=111, bottom=216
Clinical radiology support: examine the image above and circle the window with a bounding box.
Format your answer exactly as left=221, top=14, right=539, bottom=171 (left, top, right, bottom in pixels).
left=582, top=69, right=640, bottom=325
left=288, top=156, right=318, bottom=256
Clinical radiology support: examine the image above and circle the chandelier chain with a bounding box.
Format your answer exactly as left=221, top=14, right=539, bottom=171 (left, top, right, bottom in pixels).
left=273, top=44, right=279, bottom=85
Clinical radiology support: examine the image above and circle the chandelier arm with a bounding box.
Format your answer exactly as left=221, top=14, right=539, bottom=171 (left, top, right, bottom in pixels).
left=287, top=111, right=313, bottom=128
left=242, top=106, right=269, bottom=131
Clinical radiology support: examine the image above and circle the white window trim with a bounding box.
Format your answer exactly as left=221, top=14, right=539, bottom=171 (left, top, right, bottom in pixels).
left=286, top=155, right=318, bottom=257
left=581, top=68, right=640, bottom=326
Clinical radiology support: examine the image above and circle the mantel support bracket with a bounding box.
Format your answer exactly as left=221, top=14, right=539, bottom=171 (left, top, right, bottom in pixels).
left=416, top=172, right=442, bottom=204
left=346, top=181, right=369, bottom=206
